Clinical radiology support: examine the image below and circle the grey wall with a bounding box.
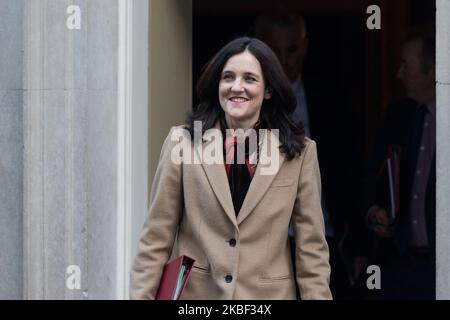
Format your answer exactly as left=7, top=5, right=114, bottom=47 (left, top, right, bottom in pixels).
left=22, top=0, right=118, bottom=299
left=436, top=0, right=450, bottom=300
left=0, top=0, right=24, bottom=300
left=0, top=0, right=120, bottom=299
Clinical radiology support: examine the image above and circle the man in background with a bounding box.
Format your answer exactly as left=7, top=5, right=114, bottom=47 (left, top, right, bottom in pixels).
left=254, top=11, right=356, bottom=299
left=362, top=31, right=436, bottom=299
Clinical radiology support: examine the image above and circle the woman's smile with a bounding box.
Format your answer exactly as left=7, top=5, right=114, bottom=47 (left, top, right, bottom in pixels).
left=229, top=96, right=249, bottom=103
left=219, top=51, right=269, bottom=129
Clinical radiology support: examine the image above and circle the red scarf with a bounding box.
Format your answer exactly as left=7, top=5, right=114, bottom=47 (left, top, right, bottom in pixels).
left=221, top=119, right=261, bottom=216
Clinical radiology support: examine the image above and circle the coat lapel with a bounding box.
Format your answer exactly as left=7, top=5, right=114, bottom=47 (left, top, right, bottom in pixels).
left=195, top=124, right=285, bottom=228
left=237, top=129, right=285, bottom=225
left=195, top=123, right=238, bottom=229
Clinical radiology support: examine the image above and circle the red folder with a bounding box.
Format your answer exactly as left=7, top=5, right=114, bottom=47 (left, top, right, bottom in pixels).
left=156, top=255, right=195, bottom=300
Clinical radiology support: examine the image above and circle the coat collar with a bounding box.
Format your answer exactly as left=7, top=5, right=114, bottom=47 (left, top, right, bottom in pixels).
left=194, top=122, right=285, bottom=229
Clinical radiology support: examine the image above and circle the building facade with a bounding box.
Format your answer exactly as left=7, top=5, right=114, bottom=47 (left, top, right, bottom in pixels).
left=0, top=0, right=449, bottom=299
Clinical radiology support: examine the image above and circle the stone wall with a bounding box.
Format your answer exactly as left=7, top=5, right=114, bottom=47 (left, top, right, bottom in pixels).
left=1, top=0, right=119, bottom=299
left=0, top=0, right=24, bottom=300
left=436, top=0, right=450, bottom=300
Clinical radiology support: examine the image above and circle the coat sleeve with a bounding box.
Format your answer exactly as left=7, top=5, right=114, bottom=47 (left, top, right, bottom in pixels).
left=130, top=126, right=184, bottom=299
left=292, top=139, right=333, bottom=300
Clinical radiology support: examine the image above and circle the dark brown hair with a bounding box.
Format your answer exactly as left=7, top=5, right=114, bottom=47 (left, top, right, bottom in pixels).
left=186, top=37, right=305, bottom=160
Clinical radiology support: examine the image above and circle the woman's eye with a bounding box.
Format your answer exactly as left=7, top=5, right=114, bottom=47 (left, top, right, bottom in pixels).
left=222, top=74, right=233, bottom=80
left=245, top=77, right=256, bottom=82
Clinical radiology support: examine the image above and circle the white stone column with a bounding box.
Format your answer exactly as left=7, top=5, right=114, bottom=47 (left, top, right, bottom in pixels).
left=436, top=0, right=450, bottom=300
left=0, top=0, right=24, bottom=299
left=22, top=0, right=118, bottom=299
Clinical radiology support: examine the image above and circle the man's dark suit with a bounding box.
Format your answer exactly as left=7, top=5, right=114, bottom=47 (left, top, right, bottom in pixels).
left=364, top=98, right=436, bottom=299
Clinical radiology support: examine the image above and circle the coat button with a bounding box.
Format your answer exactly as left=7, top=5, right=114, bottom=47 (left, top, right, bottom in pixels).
left=229, top=238, right=236, bottom=247
left=225, top=275, right=233, bottom=283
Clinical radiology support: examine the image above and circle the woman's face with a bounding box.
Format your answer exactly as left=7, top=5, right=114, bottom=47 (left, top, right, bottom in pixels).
left=219, top=51, right=270, bottom=128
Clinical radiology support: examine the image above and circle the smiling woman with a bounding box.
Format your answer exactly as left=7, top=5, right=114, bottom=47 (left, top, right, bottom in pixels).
left=130, top=37, right=332, bottom=300
left=218, top=51, right=271, bottom=130
left=188, top=37, right=303, bottom=160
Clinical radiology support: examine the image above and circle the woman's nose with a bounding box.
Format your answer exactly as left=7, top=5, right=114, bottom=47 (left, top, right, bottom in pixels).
left=231, top=79, right=244, bottom=91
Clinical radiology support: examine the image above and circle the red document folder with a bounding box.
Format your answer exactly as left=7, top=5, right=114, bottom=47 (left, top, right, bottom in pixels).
left=156, top=255, right=195, bottom=300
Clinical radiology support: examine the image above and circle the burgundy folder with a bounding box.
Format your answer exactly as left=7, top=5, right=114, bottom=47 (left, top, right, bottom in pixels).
left=156, top=255, right=195, bottom=300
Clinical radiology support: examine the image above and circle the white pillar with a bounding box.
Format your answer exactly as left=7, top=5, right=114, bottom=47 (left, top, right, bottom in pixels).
left=117, top=0, right=149, bottom=299
left=436, top=0, right=450, bottom=300
left=22, top=0, right=119, bottom=299
left=0, top=0, right=24, bottom=299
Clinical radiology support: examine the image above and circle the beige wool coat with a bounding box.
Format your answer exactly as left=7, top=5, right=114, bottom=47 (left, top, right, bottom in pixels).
left=130, top=124, right=332, bottom=300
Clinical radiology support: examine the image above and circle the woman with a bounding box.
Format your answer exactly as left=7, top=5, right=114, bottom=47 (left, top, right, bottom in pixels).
left=130, top=37, right=332, bottom=300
